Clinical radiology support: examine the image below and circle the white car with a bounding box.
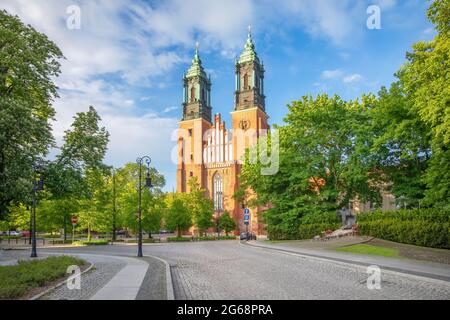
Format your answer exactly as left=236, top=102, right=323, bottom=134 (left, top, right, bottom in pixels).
left=6, top=231, right=22, bottom=236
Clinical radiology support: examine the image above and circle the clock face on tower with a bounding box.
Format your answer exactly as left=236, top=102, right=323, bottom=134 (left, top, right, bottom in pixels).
left=239, top=119, right=250, bottom=130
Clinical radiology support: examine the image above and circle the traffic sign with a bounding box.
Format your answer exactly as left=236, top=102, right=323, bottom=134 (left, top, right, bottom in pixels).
left=244, top=214, right=250, bottom=221
left=244, top=208, right=250, bottom=215
left=244, top=221, right=249, bottom=225
left=71, top=215, right=78, bottom=225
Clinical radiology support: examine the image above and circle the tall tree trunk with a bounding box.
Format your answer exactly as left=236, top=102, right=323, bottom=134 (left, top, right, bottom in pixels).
left=177, top=226, right=181, bottom=238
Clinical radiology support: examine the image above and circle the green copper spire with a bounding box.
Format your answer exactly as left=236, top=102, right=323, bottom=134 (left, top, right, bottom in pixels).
left=186, top=42, right=207, bottom=79
left=239, top=26, right=259, bottom=64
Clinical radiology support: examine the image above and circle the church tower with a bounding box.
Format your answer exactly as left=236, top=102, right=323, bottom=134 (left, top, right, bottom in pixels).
left=232, top=27, right=269, bottom=162
left=182, top=44, right=212, bottom=122
left=177, top=45, right=212, bottom=193
left=176, top=31, right=269, bottom=236
left=234, top=28, right=265, bottom=112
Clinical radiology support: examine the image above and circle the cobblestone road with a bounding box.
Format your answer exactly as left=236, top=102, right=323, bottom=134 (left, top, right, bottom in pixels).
left=37, top=241, right=450, bottom=300
left=143, top=241, right=450, bottom=300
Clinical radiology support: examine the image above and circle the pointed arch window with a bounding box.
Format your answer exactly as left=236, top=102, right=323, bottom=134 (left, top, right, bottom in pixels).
left=213, top=173, right=223, bottom=211
left=243, top=74, right=249, bottom=90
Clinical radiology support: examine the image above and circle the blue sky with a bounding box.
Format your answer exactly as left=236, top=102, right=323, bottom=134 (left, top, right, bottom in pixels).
left=2, top=0, right=435, bottom=191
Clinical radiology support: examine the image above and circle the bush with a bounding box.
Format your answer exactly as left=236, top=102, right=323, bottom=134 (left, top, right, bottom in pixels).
left=0, top=236, right=22, bottom=240
left=50, top=239, right=74, bottom=245
left=167, top=237, right=191, bottom=242
left=299, top=211, right=341, bottom=225
left=357, top=209, right=450, bottom=223
left=73, top=240, right=109, bottom=246
left=297, top=223, right=341, bottom=240
left=356, top=209, right=450, bottom=248
left=0, top=256, right=85, bottom=299
left=359, top=219, right=449, bottom=249
left=126, top=238, right=155, bottom=244
left=193, top=235, right=236, bottom=241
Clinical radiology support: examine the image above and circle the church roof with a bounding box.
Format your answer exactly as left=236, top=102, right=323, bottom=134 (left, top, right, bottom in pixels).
left=185, top=43, right=208, bottom=80
left=238, top=27, right=260, bottom=64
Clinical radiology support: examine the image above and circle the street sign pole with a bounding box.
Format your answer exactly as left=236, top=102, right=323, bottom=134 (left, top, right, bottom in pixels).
left=244, top=208, right=250, bottom=240
left=71, top=216, right=78, bottom=244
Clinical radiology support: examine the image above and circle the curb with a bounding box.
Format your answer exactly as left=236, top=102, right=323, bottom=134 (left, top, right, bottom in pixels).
left=29, top=261, right=94, bottom=300
left=145, top=254, right=175, bottom=300
left=240, top=241, right=450, bottom=283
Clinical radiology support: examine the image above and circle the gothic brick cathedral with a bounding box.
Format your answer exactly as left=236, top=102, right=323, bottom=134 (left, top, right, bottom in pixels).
left=176, top=30, right=269, bottom=235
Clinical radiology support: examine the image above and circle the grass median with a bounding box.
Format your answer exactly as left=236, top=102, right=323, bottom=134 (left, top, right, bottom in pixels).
left=335, top=244, right=399, bottom=258
left=0, top=256, right=86, bottom=299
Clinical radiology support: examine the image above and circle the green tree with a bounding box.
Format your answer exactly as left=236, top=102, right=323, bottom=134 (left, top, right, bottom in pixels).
left=43, top=106, right=110, bottom=238
left=241, top=94, right=379, bottom=237
left=397, top=1, right=450, bottom=207
left=165, top=195, right=192, bottom=238
left=370, top=83, right=430, bottom=206
left=58, top=106, right=109, bottom=172
left=0, top=10, right=63, bottom=218
left=186, top=177, right=214, bottom=236
left=115, top=163, right=165, bottom=235
left=219, top=211, right=236, bottom=236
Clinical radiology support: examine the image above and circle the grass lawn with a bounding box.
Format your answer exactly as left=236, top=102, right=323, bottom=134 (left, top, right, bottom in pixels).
left=264, top=240, right=288, bottom=244
left=0, top=256, right=85, bottom=299
left=335, top=244, right=400, bottom=258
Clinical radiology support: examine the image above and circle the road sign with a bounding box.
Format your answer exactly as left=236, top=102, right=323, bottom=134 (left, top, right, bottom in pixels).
left=244, top=221, right=249, bottom=225
left=244, top=208, right=250, bottom=215
left=244, top=214, right=250, bottom=221
left=71, top=215, right=78, bottom=225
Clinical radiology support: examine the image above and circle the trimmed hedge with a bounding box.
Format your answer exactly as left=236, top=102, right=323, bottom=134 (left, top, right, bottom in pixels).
left=167, top=237, right=191, bottom=242
left=358, top=219, right=449, bottom=249
left=357, top=209, right=449, bottom=224
left=268, top=208, right=450, bottom=247
left=126, top=238, right=155, bottom=243
left=268, top=211, right=341, bottom=240
left=298, top=223, right=341, bottom=240
left=195, top=235, right=237, bottom=241
left=73, top=240, right=109, bottom=246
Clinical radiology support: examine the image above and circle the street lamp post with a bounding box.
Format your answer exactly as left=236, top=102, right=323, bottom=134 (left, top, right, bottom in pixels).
left=112, top=168, right=117, bottom=242
left=31, top=164, right=44, bottom=258
left=136, top=156, right=153, bottom=258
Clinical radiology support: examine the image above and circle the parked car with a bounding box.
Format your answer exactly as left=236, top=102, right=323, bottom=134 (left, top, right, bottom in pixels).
left=21, top=230, right=31, bottom=237
left=240, top=232, right=257, bottom=241
left=240, top=232, right=249, bottom=240
left=5, top=231, right=22, bottom=237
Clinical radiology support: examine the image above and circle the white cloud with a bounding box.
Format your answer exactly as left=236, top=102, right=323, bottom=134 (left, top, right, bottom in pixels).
left=0, top=0, right=383, bottom=190
left=321, top=69, right=344, bottom=79
left=164, top=106, right=179, bottom=113
left=343, top=74, right=363, bottom=83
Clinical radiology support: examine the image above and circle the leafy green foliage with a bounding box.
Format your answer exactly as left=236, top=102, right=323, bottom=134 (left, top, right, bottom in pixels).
left=185, top=177, right=214, bottom=235
left=357, top=209, right=450, bottom=248
left=165, top=195, right=192, bottom=237
left=396, top=1, right=450, bottom=206
left=0, top=10, right=63, bottom=218
left=219, top=211, right=236, bottom=235
left=241, top=94, right=379, bottom=238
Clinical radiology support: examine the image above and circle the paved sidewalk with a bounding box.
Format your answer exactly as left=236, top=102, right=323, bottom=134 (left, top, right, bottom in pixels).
left=39, top=254, right=126, bottom=300
left=244, top=240, right=450, bottom=282
left=90, top=256, right=149, bottom=300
